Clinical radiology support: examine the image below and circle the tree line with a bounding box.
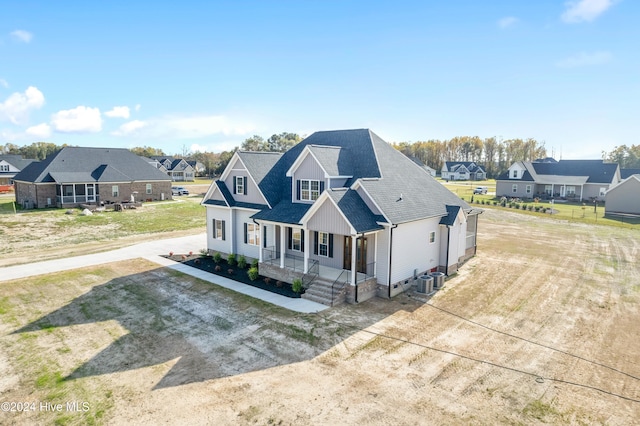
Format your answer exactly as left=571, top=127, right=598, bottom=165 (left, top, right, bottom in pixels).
left=392, top=137, right=548, bottom=179
left=4, top=136, right=634, bottom=179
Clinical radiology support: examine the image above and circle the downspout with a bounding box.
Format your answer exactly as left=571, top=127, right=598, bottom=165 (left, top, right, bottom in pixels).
left=354, top=232, right=365, bottom=304
left=387, top=224, right=398, bottom=298
left=444, top=226, right=451, bottom=276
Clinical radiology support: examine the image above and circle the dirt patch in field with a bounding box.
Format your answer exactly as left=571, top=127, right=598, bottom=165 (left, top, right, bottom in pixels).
left=1, top=209, right=639, bottom=425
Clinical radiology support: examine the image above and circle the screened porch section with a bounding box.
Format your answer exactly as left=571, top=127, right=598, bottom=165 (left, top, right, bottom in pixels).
left=56, top=183, right=98, bottom=205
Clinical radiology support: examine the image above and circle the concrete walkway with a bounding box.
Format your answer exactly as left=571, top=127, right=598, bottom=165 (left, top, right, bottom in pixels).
left=0, top=233, right=327, bottom=313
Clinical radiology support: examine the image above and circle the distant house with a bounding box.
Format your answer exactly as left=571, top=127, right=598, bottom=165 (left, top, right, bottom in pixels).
left=149, top=156, right=195, bottom=181
left=441, top=161, right=486, bottom=181
left=495, top=158, right=620, bottom=201
left=0, top=154, right=36, bottom=185
left=408, top=156, right=437, bottom=177
left=14, top=147, right=172, bottom=209
left=605, top=174, right=640, bottom=216
left=202, top=129, right=481, bottom=306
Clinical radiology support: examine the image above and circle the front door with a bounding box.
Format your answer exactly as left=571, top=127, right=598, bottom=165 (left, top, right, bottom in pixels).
left=343, top=236, right=367, bottom=273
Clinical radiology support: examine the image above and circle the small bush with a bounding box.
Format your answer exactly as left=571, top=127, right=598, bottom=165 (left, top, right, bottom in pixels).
left=213, top=252, right=222, bottom=264
left=264, top=277, right=272, bottom=285
left=248, top=267, right=259, bottom=281
left=275, top=280, right=283, bottom=288
left=252, top=259, right=259, bottom=269
left=215, top=265, right=221, bottom=272
left=227, top=268, right=234, bottom=275
left=292, top=278, right=303, bottom=293
left=238, top=255, right=247, bottom=269
left=200, top=248, right=209, bottom=257
left=227, top=253, right=236, bottom=266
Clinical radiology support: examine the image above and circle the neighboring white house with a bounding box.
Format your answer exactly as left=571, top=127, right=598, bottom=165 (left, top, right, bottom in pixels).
left=441, top=161, right=486, bottom=181
left=0, top=155, right=36, bottom=185
left=202, top=129, right=481, bottom=306
left=605, top=174, right=640, bottom=216
left=496, top=158, right=620, bottom=201
left=149, top=156, right=196, bottom=181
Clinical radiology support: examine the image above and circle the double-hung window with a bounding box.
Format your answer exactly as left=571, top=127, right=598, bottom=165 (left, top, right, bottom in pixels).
left=146, top=183, right=152, bottom=194
left=292, top=229, right=302, bottom=251
left=300, top=179, right=320, bottom=201
left=214, top=219, right=226, bottom=240
left=234, top=176, right=247, bottom=195
left=318, top=232, right=329, bottom=256
left=112, top=185, right=119, bottom=197
left=245, top=223, right=260, bottom=246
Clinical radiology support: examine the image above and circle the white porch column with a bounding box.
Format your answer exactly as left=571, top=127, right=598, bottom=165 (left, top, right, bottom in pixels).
left=350, top=235, right=357, bottom=285
left=303, top=229, right=309, bottom=272
left=259, top=224, right=264, bottom=263
left=280, top=225, right=286, bottom=268
left=373, top=232, right=378, bottom=278
left=229, top=209, right=234, bottom=254
left=579, top=185, right=584, bottom=201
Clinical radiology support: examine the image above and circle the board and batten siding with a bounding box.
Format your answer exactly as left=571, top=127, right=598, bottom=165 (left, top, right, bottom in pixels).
left=389, top=217, right=441, bottom=284
left=307, top=199, right=352, bottom=236
left=223, top=157, right=266, bottom=205
left=206, top=205, right=232, bottom=254
left=295, top=154, right=326, bottom=181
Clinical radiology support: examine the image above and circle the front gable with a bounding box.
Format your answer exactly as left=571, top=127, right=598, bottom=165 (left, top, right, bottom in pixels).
left=217, top=153, right=270, bottom=207
left=507, top=162, right=526, bottom=179
left=303, top=195, right=354, bottom=236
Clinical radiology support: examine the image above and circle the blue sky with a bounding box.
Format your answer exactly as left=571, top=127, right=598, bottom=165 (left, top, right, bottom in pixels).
left=1, top=1, right=637, bottom=159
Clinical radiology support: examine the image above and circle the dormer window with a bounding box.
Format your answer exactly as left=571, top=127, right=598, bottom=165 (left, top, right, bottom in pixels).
left=298, top=179, right=321, bottom=201
left=234, top=176, right=247, bottom=195
left=512, top=170, right=518, bottom=178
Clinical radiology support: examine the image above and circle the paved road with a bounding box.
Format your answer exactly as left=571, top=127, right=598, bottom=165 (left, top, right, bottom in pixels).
left=0, top=233, right=327, bottom=313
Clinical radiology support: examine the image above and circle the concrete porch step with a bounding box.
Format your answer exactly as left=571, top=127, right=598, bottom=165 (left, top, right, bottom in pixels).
left=302, top=278, right=347, bottom=306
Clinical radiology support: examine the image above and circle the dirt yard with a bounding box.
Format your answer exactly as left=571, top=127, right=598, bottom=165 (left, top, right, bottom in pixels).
left=1, top=208, right=639, bottom=425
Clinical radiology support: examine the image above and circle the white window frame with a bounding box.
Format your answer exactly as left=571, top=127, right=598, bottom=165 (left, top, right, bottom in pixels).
left=247, top=223, right=260, bottom=246
left=429, top=231, right=436, bottom=244
left=525, top=185, right=532, bottom=195
left=512, top=184, right=517, bottom=193
left=215, top=219, right=223, bottom=240
left=235, top=176, right=244, bottom=195
left=300, top=179, right=320, bottom=201
left=0, top=164, right=8, bottom=172
left=292, top=229, right=302, bottom=251
left=599, top=187, right=607, bottom=197
left=146, top=183, right=152, bottom=194
left=566, top=186, right=576, bottom=196
left=512, top=170, right=518, bottom=178
left=318, top=232, right=329, bottom=257
left=112, top=185, right=119, bottom=197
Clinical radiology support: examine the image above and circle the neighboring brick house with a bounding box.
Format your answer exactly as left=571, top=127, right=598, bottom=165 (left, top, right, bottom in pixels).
left=202, top=129, right=482, bottom=306
left=14, top=147, right=172, bottom=209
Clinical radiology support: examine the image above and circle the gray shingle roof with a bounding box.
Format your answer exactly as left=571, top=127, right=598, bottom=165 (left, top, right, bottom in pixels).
left=307, top=145, right=353, bottom=177
left=326, top=189, right=384, bottom=233
left=237, top=129, right=470, bottom=225
left=498, top=159, right=619, bottom=184
left=620, top=169, right=640, bottom=179
left=14, top=147, right=171, bottom=183
left=0, top=155, right=36, bottom=171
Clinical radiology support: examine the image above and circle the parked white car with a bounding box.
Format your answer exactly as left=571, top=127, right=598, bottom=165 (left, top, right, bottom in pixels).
left=473, top=186, right=488, bottom=194
left=172, top=186, right=189, bottom=196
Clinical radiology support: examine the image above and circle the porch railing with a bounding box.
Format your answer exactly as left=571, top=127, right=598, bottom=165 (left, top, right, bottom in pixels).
left=260, top=247, right=305, bottom=272
left=356, top=262, right=376, bottom=283
left=331, top=269, right=349, bottom=307
left=262, top=246, right=278, bottom=262
left=302, top=260, right=319, bottom=289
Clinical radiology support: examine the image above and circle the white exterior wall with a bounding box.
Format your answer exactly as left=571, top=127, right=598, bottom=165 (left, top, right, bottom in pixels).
left=206, top=205, right=232, bottom=254
left=389, top=217, right=441, bottom=283
left=233, top=208, right=262, bottom=260
left=376, top=226, right=390, bottom=286
left=223, top=158, right=266, bottom=205
left=606, top=177, right=640, bottom=215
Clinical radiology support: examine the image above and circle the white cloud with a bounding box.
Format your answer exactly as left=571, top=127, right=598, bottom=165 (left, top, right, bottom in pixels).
left=112, top=120, right=147, bottom=136
left=0, top=86, right=45, bottom=125
left=25, top=123, right=52, bottom=138
left=556, top=51, right=612, bottom=67
left=51, top=106, right=102, bottom=133
left=104, top=106, right=130, bottom=119
left=498, top=16, right=519, bottom=29
left=562, top=0, right=616, bottom=23
left=0, top=79, right=8, bottom=89
left=112, top=114, right=255, bottom=140
left=10, top=30, right=33, bottom=43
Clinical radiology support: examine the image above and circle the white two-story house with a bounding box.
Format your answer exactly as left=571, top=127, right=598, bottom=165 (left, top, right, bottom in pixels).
left=202, top=129, right=481, bottom=306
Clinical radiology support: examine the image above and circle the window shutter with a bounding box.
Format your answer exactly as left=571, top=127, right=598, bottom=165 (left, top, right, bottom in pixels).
left=320, top=181, right=325, bottom=193
left=233, top=177, right=237, bottom=194
left=296, top=180, right=301, bottom=200
left=213, top=219, right=217, bottom=237
left=222, top=220, right=226, bottom=240
left=301, top=230, right=305, bottom=253
left=313, top=231, right=318, bottom=255
left=243, top=177, right=247, bottom=195
left=244, top=223, right=248, bottom=244
left=328, top=233, right=334, bottom=258
left=263, top=225, right=267, bottom=248
left=287, top=227, right=292, bottom=250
